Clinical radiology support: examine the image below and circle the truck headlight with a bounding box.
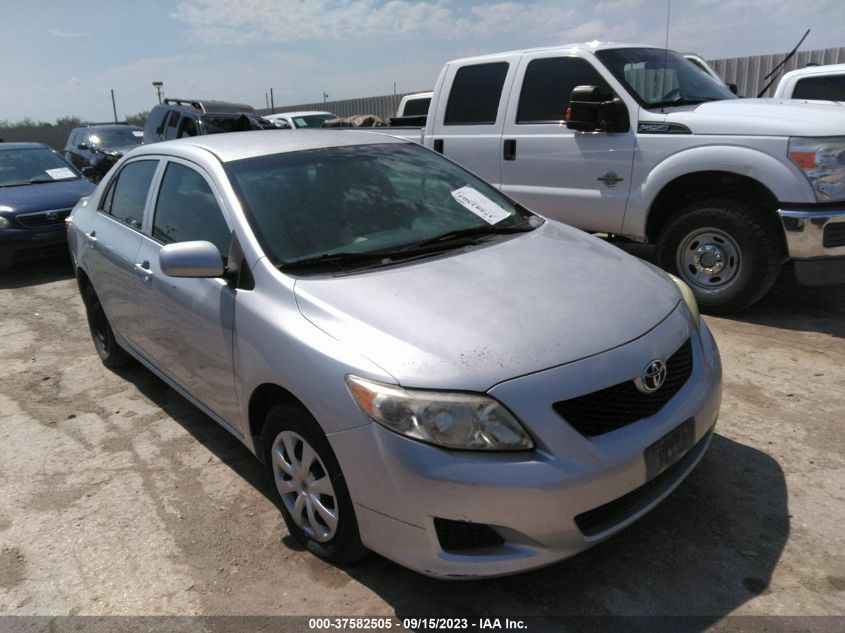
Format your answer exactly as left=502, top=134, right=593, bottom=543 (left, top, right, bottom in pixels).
left=668, top=273, right=701, bottom=329
left=789, top=136, right=845, bottom=202
left=346, top=375, right=533, bottom=451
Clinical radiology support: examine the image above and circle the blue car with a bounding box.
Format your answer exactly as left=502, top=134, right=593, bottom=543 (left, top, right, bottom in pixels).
left=0, top=142, right=95, bottom=267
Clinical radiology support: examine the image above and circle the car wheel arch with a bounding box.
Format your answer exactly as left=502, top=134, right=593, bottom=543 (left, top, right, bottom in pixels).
left=248, top=383, right=315, bottom=461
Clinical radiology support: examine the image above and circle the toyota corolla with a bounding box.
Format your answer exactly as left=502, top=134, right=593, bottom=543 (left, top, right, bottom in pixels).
left=67, top=130, right=721, bottom=578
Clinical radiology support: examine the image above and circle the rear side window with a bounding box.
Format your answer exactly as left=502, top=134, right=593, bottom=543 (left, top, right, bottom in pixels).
left=445, top=62, right=508, bottom=125
left=104, top=160, right=158, bottom=229
left=793, top=75, right=845, bottom=100
left=164, top=112, right=181, bottom=140
left=404, top=97, right=430, bottom=116
left=153, top=162, right=231, bottom=256
left=517, top=57, right=611, bottom=124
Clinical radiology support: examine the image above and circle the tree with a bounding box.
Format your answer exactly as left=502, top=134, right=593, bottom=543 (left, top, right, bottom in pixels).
left=56, top=116, right=82, bottom=128
left=124, top=111, right=148, bottom=126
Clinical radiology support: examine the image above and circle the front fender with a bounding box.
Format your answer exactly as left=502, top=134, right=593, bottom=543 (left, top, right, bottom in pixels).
left=622, top=143, right=816, bottom=237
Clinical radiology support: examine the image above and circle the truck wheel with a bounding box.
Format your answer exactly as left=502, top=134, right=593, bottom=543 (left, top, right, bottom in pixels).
left=261, top=404, right=368, bottom=565
left=657, top=199, right=784, bottom=313
left=82, top=285, right=130, bottom=368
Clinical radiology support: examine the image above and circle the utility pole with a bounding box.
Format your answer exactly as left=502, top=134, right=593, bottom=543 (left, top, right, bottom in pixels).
left=265, top=92, right=269, bottom=109
left=323, top=91, right=329, bottom=103
left=110, top=89, right=118, bottom=123
left=270, top=88, right=275, bottom=114
left=152, top=81, right=163, bottom=104
left=393, top=82, right=396, bottom=95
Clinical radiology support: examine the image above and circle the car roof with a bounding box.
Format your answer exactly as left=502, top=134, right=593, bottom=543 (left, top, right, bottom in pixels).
left=780, top=63, right=845, bottom=81
left=75, top=123, right=140, bottom=130
left=268, top=111, right=336, bottom=118
left=127, top=129, right=406, bottom=163
left=0, top=142, right=50, bottom=151
left=447, top=41, right=660, bottom=64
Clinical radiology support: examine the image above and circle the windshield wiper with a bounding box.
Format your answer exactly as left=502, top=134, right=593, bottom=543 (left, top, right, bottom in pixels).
left=279, top=250, right=395, bottom=272
left=649, top=97, right=721, bottom=109
left=391, top=219, right=539, bottom=254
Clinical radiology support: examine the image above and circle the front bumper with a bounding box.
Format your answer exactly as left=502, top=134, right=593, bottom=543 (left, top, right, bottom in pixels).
left=0, top=226, right=68, bottom=267
left=329, top=307, right=722, bottom=578
left=779, top=206, right=845, bottom=285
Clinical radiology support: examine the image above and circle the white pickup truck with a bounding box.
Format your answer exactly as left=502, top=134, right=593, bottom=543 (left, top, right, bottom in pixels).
left=385, top=42, right=845, bottom=312
left=773, top=63, right=845, bottom=102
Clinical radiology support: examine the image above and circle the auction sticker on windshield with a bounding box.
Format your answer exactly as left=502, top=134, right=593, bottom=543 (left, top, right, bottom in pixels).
left=451, top=186, right=510, bottom=224
left=46, top=168, right=75, bottom=180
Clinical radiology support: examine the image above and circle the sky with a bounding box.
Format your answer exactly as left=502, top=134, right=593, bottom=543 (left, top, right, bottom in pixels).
left=1, top=0, right=844, bottom=123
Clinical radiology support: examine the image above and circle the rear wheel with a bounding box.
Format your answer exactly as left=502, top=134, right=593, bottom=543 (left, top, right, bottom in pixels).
left=657, top=199, right=784, bottom=313
left=261, top=404, right=368, bottom=564
left=82, top=284, right=129, bottom=367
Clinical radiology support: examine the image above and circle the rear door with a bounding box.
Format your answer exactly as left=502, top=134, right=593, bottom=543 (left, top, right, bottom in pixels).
left=86, top=159, right=160, bottom=347
left=132, top=159, right=241, bottom=429
left=427, top=55, right=520, bottom=186
left=500, top=53, right=635, bottom=233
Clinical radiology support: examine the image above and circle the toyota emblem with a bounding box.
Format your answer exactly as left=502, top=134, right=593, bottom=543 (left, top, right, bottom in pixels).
left=635, top=359, right=667, bottom=394
left=45, top=211, right=58, bottom=221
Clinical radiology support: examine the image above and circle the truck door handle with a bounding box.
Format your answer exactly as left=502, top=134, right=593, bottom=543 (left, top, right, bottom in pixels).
left=503, top=139, right=517, bottom=161
left=134, top=261, right=153, bottom=283
left=433, top=139, right=444, bottom=154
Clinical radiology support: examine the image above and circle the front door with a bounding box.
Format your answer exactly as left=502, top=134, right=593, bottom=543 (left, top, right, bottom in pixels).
left=131, top=159, right=241, bottom=429
left=500, top=54, right=636, bottom=234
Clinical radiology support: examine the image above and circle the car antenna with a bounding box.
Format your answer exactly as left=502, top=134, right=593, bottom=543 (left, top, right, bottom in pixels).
left=757, top=29, right=810, bottom=97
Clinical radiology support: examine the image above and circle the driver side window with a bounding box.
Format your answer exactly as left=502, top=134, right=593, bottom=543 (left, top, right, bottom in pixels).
left=517, top=57, right=611, bottom=124
left=152, top=162, right=231, bottom=257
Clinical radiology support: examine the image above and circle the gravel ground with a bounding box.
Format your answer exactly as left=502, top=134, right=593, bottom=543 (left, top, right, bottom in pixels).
left=0, top=255, right=843, bottom=629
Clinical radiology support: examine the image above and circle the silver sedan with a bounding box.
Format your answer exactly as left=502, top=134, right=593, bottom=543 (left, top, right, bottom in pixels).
left=67, top=130, right=721, bottom=578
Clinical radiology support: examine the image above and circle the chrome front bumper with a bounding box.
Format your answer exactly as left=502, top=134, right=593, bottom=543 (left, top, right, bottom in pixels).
left=778, top=207, right=845, bottom=285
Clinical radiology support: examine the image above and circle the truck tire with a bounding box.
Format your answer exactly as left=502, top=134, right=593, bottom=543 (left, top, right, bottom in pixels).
left=656, top=199, right=784, bottom=314
left=261, top=404, right=368, bottom=565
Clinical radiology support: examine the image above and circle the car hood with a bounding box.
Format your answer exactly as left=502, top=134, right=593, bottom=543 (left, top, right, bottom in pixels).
left=96, top=144, right=140, bottom=156
left=0, top=178, right=95, bottom=215
left=294, top=222, right=681, bottom=392
left=647, top=98, right=845, bottom=136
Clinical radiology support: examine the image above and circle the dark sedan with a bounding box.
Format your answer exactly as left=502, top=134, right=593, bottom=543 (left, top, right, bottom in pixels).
left=0, top=143, right=95, bottom=267
left=64, top=124, right=143, bottom=182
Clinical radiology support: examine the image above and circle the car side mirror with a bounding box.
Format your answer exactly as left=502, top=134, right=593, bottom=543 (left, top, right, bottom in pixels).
left=81, top=166, right=96, bottom=179
left=566, top=85, right=629, bottom=133
left=77, top=143, right=89, bottom=150
left=159, top=241, right=224, bottom=278
left=728, top=83, right=738, bottom=95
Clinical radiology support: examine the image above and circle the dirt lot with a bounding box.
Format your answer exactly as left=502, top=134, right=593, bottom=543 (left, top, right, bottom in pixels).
left=0, top=254, right=843, bottom=628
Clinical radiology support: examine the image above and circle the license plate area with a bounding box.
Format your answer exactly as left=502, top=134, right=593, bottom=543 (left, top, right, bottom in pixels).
left=644, top=418, right=696, bottom=480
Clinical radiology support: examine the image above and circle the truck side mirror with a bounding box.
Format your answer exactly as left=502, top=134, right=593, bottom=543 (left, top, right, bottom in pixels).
left=566, top=85, right=629, bottom=133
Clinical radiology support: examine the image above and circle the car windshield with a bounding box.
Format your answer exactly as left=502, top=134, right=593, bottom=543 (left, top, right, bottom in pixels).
left=0, top=148, right=80, bottom=187
left=596, top=48, right=736, bottom=108
left=89, top=128, right=142, bottom=147
left=291, top=114, right=336, bottom=128
left=224, top=142, right=537, bottom=269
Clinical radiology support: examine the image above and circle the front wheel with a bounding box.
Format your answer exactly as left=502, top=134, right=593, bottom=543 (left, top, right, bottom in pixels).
left=261, top=404, right=368, bottom=564
left=657, top=199, right=784, bottom=314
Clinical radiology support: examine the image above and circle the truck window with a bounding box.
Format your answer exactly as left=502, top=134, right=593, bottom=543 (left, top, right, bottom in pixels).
left=517, top=57, right=611, bottom=124
left=792, top=75, right=845, bottom=101
left=404, top=97, right=430, bottom=116
left=445, top=62, right=508, bottom=126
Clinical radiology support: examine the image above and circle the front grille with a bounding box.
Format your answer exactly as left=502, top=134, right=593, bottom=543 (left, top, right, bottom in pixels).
left=823, top=223, right=845, bottom=248
left=553, top=338, right=693, bottom=437
left=574, top=431, right=710, bottom=537
left=16, top=209, right=71, bottom=228
left=434, top=518, right=504, bottom=552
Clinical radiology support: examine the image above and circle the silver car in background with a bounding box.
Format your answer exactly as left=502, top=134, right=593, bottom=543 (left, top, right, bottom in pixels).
left=67, top=131, right=722, bottom=578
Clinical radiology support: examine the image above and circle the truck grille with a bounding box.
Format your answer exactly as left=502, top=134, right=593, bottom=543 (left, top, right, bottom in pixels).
left=823, top=223, right=845, bottom=248
left=16, top=209, right=71, bottom=228
left=553, top=338, right=693, bottom=437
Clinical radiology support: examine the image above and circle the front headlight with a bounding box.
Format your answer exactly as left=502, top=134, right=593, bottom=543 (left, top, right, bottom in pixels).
left=789, top=136, right=845, bottom=202
left=346, top=375, right=533, bottom=451
left=668, top=273, right=700, bottom=329
left=0, top=216, right=12, bottom=230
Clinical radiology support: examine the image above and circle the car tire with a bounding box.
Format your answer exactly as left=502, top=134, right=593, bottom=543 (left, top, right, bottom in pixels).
left=657, top=199, right=784, bottom=314
left=261, top=403, right=368, bottom=565
left=82, top=284, right=130, bottom=368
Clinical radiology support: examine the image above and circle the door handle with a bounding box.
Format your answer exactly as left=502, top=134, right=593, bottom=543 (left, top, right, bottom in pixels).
left=85, top=231, right=97, bottom=248
left=433, top=139, right=444, bottom=154
left=503, top=139, right=517, bottom=161
left=134, top=261, right=153, bottom=283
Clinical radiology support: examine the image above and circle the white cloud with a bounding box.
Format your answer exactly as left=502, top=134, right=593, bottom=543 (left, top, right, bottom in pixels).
left=48, top=28, right=87, bottom=38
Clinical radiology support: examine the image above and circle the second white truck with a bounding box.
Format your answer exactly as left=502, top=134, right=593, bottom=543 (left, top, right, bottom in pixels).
left=384, top=42, right=845, bottom=312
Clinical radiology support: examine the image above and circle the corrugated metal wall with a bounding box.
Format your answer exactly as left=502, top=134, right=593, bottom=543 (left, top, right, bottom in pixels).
left=256, top=92, right=423, bottom=122
left=710, top=47, right=845, bottom=97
